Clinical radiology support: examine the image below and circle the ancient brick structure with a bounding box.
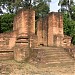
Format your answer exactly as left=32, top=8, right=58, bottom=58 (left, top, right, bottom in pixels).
left=62, top=35, right=72, bottom=47
left=0, top=9, right=73, bottom=62
left=13, top=9, right=36, bottom=62
left=37, top=18, right=43, bottom=46
left=37, top=12, right=64, bottom=47
left=0, top=9, right=36, bottom=62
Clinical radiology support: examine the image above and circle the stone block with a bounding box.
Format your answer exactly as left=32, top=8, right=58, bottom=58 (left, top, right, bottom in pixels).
left=13, top=44, right=29, bottom=62
left=0, top=52, right=14, bottom=60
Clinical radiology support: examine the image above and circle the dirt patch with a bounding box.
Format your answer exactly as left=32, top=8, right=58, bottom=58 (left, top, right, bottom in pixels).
left=0, top=60, right=74, bottom=75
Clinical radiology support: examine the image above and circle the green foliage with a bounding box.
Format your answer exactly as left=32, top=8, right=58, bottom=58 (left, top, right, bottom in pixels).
left=0, top=0, right=51, bottom=14
left=58, top=0, right=74, bottom=20
left=0, top=13, right=15, bottom=32
left=71, top=5, right=75, bottom=20
left=34, top=1, right=50, bottom=20
left=59, top=0, right=75, bottom=44
left=63, top=14, right=75, bottom=44
left=0, top=0, right=50, bottom=33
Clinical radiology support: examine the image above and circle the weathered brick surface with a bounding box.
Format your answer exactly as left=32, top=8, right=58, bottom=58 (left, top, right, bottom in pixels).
left=13, top=9, right=36, bottom=62
left=0, top=31, right=17, bottom=49
left=63, top=35, right=72, bottom=47
left=14, top=44, right=29, bottom=62
left=28, top=10, right=36, bottom=47
left=13, top=10, right=22, bottom=31
left=0, top=31, right=17, bottom=60
left=37, top=18, right=43, bottom=46
left=43, top=17, right=48, bottom=46
left=48, top=13, right=54, bottom=46
left=37, top=12, right=64, bottom=47
left=53, top=35, right=63, bottom=47
left=30, top=35, right=38, bottom=48
left=0, top=52, right=14, bottom=60
left=29, top=10, right=35, bottom=35
left=37, top=17, right=48, bottom=46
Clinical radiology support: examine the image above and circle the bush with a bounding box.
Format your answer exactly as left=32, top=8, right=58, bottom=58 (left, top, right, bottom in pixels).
left=0, top=13, right=15, bottom=32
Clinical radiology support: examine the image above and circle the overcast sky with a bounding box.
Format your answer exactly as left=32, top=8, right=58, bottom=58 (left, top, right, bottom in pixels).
left=50, top=0, right=60, bottom=12
left=50, top=0, right=75, bottom=12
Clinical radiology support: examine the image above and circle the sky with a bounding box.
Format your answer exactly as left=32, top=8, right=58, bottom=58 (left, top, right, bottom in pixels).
left=50, top=0, right=75, bottom=12
left=50, top=0, right=60, bottom=12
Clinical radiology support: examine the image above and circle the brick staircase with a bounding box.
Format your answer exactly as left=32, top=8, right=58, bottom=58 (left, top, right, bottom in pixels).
left=0, top=48, right=14, bottom=60
left=30, top=46, right=74, bottom=66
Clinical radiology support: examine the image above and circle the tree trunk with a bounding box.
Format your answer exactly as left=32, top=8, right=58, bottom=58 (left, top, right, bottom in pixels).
left=29, top=0, right=32, bottom=9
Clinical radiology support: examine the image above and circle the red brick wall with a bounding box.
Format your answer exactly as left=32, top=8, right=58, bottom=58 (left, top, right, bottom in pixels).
left=0, top=31, right=17, bottom=49
left=13, top=10, right=22, bottom=31
left=37, top=12, right=64, bottom=47
left=47, top=12, right=64, bottom=46
left=13, top=9, right=36, bottom=62
left=48, top=13, right=54, bottom=46
left=37, top=18, right=43, bottom=46
left=29, top=10, right=35, bottom=35
left=43, top=17, right=48, bottom=46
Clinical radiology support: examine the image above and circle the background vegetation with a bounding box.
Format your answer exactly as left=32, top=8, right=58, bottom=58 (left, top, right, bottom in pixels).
left=0, top=0, right=75, bottom=44
left=58, top=0, right=75, bottom=44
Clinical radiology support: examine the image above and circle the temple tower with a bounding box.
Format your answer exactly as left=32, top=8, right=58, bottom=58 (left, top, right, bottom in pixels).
left=13, top=9, right=35, bottom=62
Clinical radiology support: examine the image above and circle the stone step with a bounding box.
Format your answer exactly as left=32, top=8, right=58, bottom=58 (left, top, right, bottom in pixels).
left=33, top=47, right=61, bottom=50
left=31, top=47, right=74, bottom=65
left=37, top=56, right=70, bottom=59
left=36, top=49, right=66, bottom=51
left=37, top=51, right=70, bottom=56
left=0, top=52, right=14, bottom=60
left=40, top=56, right=72, bottom=59
left=40, top=60, right=61, bottom=64
left=41, top=59, right=74, bottom=63
left=0, top=49, right=14, bottom=60
left=17, top=35, right=28, bottom=39
left=33, top=48, right=66, bottom=52
left=38, top=53, right=73, bottom=59
left=40, top=58, right=74, bottom=63
left=42, top=58, right=73, bottom=62
left=37, top=52, right=69, bottom=55
left=37, top=59, right=74, bottom=65
left=37, top=54, right=72, bottom=59
left=16, top=39, right=28, bottom=43
left=0, top=49, right=13, bottom=52
left=33, top=49, right=63, bottom=51
left=44, top=60, right=74, bottom=65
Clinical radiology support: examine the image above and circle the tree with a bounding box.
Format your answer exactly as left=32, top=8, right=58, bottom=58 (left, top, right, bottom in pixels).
left=59, top=1, right=75, bottom=44
left=0, top=0, right=50, bottom=33
left=58, top=0, right=74, bottom=20
left=33, top=0, right=51, bottom=20
left=63, top=13, right=75, bottom=45
left=0, top=0, right=51, bottom=14
left=0, top=13, right=15, bottom=32
left=71, top=5, right=75, bottom=20
left=0, top=0, right=15, bottom=13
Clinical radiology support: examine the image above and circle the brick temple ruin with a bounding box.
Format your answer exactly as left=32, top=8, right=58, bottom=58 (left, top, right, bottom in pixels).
left=0, top=9, right=74, bottom=62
